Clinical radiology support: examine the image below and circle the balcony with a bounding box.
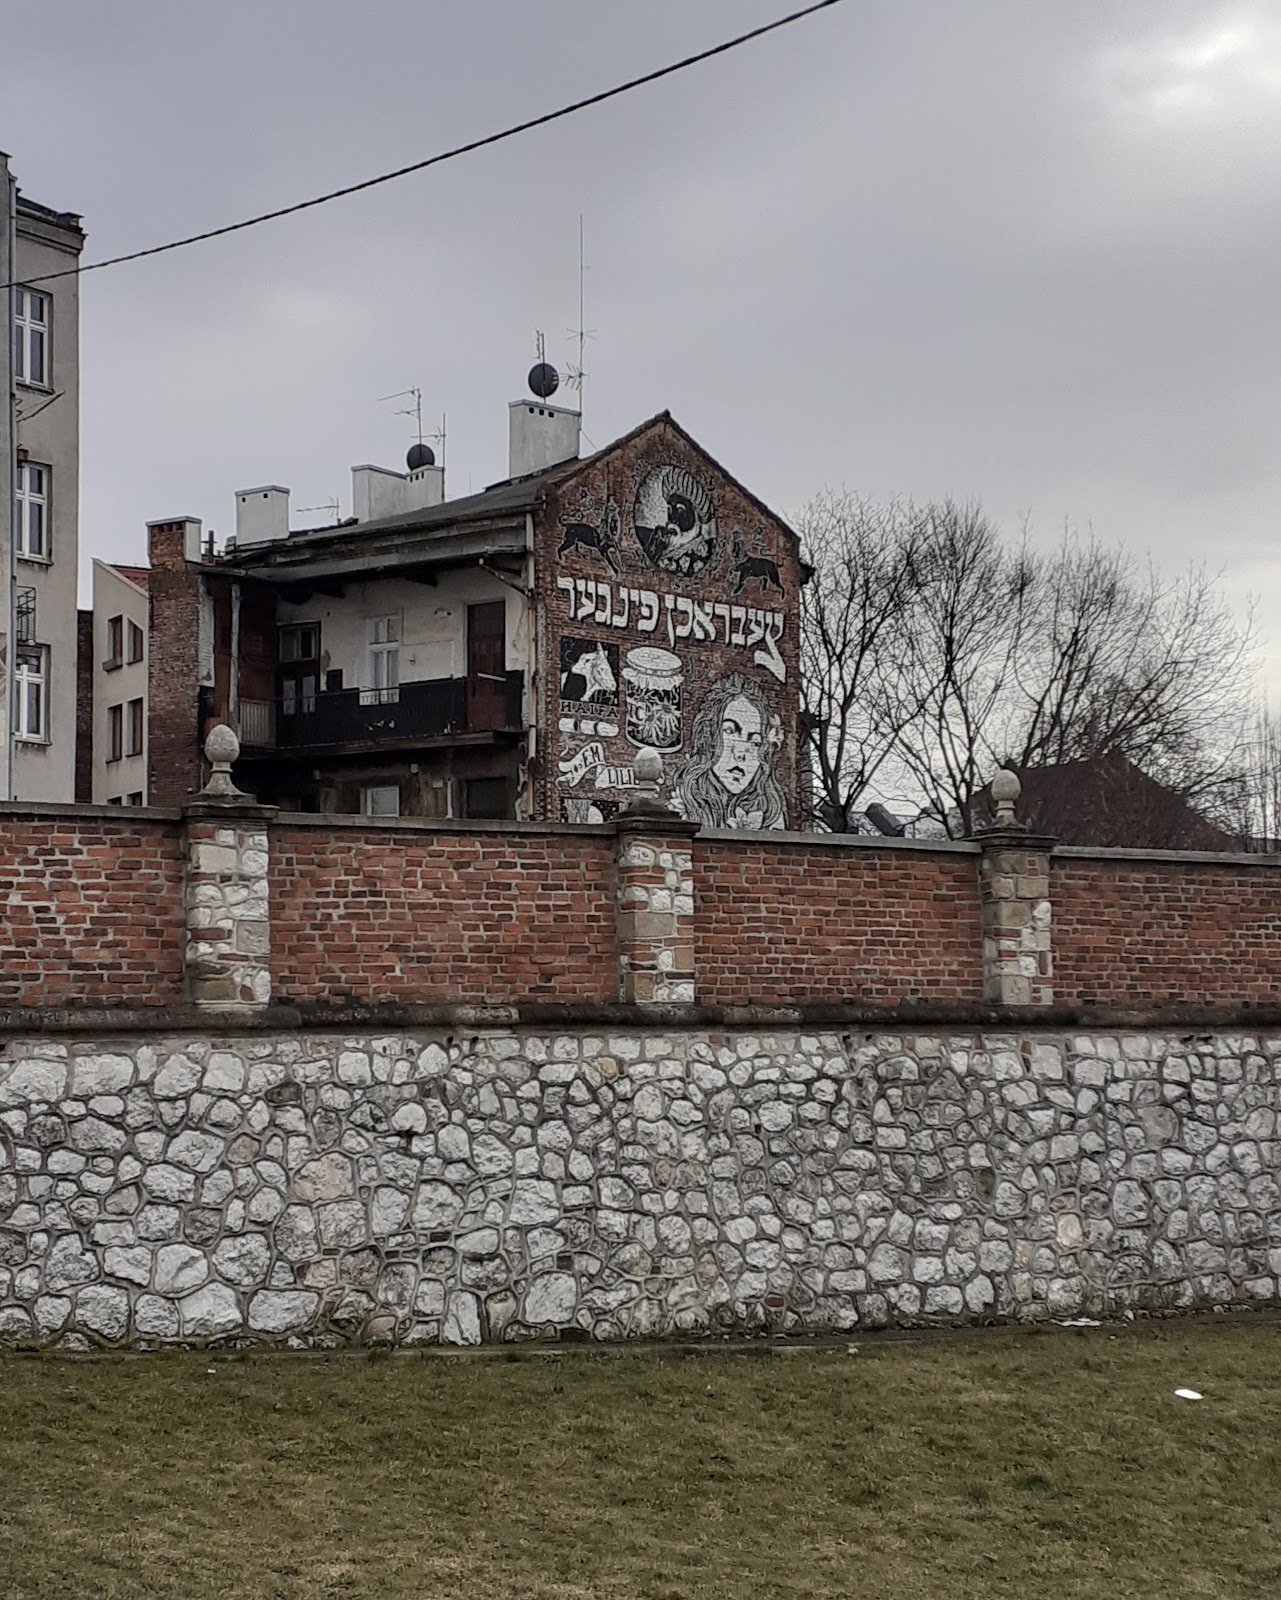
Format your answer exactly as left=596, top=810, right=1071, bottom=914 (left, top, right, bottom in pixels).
left=236, top=672, right=523, bottom=754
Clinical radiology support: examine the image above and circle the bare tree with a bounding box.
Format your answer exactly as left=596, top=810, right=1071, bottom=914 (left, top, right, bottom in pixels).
left=800, top=493, right=1259, bottom=840
left=797, top=493, right=932, bottom=830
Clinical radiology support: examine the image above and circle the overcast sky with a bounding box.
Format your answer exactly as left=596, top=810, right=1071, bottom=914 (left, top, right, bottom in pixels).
left=5, top=1, right=1280, bottom=676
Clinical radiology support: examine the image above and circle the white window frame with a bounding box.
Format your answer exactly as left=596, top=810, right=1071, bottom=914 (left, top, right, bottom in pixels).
left=15, top=461, right=50, bottom=561
left=364, top=614, right=400, bottom=705
left=14, top=647, right=48, bottom=742
left=14, top=287, right=49, bottom=387
left=362, top=784, right=400, bottom=818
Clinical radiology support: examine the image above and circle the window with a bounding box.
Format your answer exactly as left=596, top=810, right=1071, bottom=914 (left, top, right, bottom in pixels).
left=127, top=621, right=144, bottom=664
left=15, top=588, right=36, bottom=644
left=107, top=703, right=123, bottom=763
left=105, top=614, right=123, bottom=669
left=362, top=784, right=400, bottom=818
left=278, top=622, right=320, bottom=716
left=279, top=622, right=319, bottom=663
left=14, top=287, right=49, bottom=386
left=14, top=648, right=48, bottom=741
left=126, top=792, right=144, bottom=807
left=465, top=777, right=510, bottom=819
left=15, top=462, right=49, bottom=559
left=127, top=698, right=144, bottom=757
left=364, top=615, right=400, bottom=704
left=107, top=796, right=123, bottom=807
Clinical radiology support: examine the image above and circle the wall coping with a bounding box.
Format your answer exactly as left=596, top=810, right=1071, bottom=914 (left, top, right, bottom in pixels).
left=0, top=800, right=183, bottom=822
left=697, top=827, right=982, bottom=855
left=1, top=800, right=1278, bottom=869
left=1052, top=843, right=1281, bottom=868
left=5, top=999, right=1281, bottom=1037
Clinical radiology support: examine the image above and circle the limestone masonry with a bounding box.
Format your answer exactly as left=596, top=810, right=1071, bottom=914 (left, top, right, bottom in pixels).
left=1, top=1026, right=1277, bottom=1347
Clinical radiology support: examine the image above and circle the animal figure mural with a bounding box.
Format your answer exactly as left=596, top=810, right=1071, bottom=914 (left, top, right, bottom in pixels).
left=557, top=496, right=621, bottom=573
left=672, top=671, right=786, bottom=830
left=730, top=533, right=784, bottom=597
left=633, top=466, right=717, bottom=579
left=559, top=638, right=619, bottom=713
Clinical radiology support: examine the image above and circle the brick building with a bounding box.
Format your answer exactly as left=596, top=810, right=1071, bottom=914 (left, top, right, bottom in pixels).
left=141, top=379, right=804, bottom=823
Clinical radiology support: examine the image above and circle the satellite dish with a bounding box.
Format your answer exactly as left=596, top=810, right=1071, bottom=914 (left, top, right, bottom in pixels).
left=406, top=442, right=436, bottom=470
left=528, top=361, right=560, bottom=400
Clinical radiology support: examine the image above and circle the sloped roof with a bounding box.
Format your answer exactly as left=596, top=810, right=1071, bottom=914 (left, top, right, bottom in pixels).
left=975, top=753, right=1239, bottom=851
left=221, top=409, right=798, bottom=568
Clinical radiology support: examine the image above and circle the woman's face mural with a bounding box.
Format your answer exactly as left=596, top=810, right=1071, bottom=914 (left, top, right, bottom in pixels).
left=674, top=672, right=786, bottom=830
left=713, top=694, right=764, bottom=795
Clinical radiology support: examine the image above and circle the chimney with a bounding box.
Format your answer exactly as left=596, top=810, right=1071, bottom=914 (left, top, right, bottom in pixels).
left=146, top=516, right=204, bottom=565
left=351, top=458, right=445, bottom=522
left=234, top=485, right=290, bottom=546
left=508, top=399, right=580, bottom=478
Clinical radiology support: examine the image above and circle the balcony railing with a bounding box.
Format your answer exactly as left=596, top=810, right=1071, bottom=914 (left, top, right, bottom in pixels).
left=238, top=698, right=276, bottom=748
left=270, top=672, right=524, bottom=750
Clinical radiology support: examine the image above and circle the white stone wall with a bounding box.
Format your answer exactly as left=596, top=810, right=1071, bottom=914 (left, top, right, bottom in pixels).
left=0, top=1027, right=1277, bottom=1348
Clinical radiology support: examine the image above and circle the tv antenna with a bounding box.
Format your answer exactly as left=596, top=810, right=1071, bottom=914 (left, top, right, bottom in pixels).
left=380, top=386, right=446, bottom=472
left=380, top=385, right=426, bottom=444
left=296, top=497, right=341, bottom=522
left=566, top=214, right=596, bottom=401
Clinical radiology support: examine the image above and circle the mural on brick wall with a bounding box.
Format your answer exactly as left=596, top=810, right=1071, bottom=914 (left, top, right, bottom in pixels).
left=672, top=671, right=786, bottom=830
left=549, top=435, right=796, bottom=828
left=633, top=466, right=717, bottom=578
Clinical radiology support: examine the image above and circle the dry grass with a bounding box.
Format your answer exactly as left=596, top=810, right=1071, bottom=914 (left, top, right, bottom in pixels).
left=2, top=1319, right=1279, bottom=1599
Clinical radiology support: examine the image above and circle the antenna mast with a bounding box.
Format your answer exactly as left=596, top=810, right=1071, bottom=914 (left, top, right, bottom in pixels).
left=566, top=214, right=595, bottom=410
left=379, top=385, right=425, bottom=444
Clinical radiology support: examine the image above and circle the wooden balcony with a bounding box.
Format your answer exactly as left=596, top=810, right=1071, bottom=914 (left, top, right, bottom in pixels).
left=233, top=673, right=523, bottom=754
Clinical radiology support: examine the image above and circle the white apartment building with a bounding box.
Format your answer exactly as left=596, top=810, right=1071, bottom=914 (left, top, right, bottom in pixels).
left=1, top=153, right=84, bottom=801
left=88, top=559, right=149, bottom=805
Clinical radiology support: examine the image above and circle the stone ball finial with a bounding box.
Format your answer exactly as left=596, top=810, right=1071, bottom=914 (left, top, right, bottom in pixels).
left=197, top=723, right=249, bottom=802
left=990, top=766, right=1021, bottom=826
left=204, top=724, right=240, bottom=767
left=622, top=747, right=671, bottom=817
left=633, top=748, right=663, bottom=790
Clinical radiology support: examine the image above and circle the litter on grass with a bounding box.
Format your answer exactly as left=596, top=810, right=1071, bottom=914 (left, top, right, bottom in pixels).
left=1174, top=1388, right=1203, bottom=1401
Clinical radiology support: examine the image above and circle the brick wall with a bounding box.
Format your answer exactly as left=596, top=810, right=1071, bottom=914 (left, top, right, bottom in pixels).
left=696, top=837, right=986, bottom=1006
left=0, top=811, right=185, bottom=1007
left=146, top=523, right=204, bottom=808
left=3, top=806, right=1281, bottom=1015
left=268, top=823, right=619, bottom=1004
left=1053, top=855, right=1281, bottom=1006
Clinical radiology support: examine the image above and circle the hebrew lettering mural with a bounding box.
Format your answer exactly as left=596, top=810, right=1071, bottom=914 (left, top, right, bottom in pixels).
left=546, top=431, right=797, bottom=828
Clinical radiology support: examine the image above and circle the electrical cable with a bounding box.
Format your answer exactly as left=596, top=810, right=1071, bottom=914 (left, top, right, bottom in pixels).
left=6, top=0, right=847, bottom=290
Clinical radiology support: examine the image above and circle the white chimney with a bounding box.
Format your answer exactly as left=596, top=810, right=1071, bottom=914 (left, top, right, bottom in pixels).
left=404, top=461, right=445, bottom=512
left=351, top=458, right=445, bottom=522
left=234, top=485, right=290, bottom=546
left=508, top=399, right=581, bottom=478
left=352, top=465, right=406, bottom=522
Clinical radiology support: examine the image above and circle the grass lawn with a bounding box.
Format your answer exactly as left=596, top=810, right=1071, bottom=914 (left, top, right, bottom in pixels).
left=1, top=1319, right=1279, bottom=1599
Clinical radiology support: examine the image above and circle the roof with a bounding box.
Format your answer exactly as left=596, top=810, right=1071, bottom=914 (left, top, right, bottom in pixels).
left=280, top=461, right=570, bottom=548
left=975, top=753, right=1239, bottom=851
left=217, top=409, right=800, bottom=580
left=108, top=564, right=150, bottom=593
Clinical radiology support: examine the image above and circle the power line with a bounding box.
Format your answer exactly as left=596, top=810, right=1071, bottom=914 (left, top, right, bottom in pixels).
left=7, top=0, right=847, bottom=290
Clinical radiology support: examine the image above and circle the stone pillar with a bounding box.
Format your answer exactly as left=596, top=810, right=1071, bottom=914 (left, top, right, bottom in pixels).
left=613, top=749, right=699, bottom=1006
left=182, top=726, right=276, bottom=1009
left=976, top=768, right=1054, bottom=1007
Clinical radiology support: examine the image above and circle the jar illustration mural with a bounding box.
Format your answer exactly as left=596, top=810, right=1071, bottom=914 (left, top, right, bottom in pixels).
left=623, top=647, right=684, bottom=751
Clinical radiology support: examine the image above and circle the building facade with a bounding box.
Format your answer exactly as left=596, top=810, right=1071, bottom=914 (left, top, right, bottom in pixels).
left=1, top=153, right=84, bottom=801
left=84, top=559, right=149, bottom=805
left=144, top=388, right=804, bottom=824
